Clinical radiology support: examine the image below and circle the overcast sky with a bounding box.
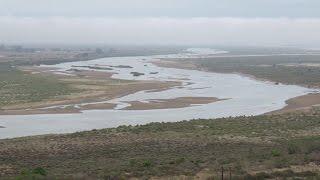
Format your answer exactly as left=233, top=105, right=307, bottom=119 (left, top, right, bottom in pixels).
left=1, top=0, right=320, bottom=47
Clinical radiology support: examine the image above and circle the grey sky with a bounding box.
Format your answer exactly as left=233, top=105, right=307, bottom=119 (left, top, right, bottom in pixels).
left=0, top=0, right=320, bottom=47
left=1, top=0, right=319, bottom=18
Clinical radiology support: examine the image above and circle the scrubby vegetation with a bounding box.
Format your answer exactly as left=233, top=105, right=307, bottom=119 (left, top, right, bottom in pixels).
left=178, top=54, right=320, bottom=88
left=0, top=45, right=184, bottom=109
left=1, top=47, right=320, bottom=179
left=1, top=108, right=320, bottom=179
left=0, top=63, right=76, bottom=108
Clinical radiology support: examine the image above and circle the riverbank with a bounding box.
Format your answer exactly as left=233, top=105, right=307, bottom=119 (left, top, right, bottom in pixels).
left=0, top=66, right=181, bottom=115
left=0, top=51, right=313, bottom=138
left=2, top=50, right=317, bottom=116
left=123, top=97, right=225, bottom=110
left=160, top=54, right=320, bottom=89
left=269, top=93, right=320, bottom=114
left=1, top=107, right=320, bottom=179
left=153, top=59, right=320, bottom=113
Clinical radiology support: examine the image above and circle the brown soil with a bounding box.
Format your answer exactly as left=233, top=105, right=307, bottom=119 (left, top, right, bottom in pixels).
left=269, top=93, right=320, bottom=114
left=124, top=97, right=225, bottom=110
left=80, top=103, right=117, bottom=110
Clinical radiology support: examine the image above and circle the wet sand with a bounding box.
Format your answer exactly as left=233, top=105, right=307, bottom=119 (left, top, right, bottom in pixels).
left=124, top=97, right=225, bottom=110
left=80, top=103, right=117, bottom=110
left=269, top=93, right=320, bottom=114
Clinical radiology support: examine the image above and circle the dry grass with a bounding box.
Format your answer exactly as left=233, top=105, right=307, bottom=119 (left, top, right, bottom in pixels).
left=1, top=108, right=320, bottom=179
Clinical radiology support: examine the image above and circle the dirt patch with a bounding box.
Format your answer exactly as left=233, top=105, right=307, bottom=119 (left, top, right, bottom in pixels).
left=124, top=97, right=225, bottom=110
left=80, top=102, right=117, bottom=110
left=269, top=93, right=320, bottom=114
left=249, top=162, right=320, bottom=177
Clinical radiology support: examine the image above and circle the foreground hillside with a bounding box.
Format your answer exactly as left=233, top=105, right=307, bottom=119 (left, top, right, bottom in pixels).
left=1, top=108, right=320, bottom=179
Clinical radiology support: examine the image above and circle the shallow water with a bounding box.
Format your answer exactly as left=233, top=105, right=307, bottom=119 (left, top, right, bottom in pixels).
left=0, top=49, right=315, bottom=139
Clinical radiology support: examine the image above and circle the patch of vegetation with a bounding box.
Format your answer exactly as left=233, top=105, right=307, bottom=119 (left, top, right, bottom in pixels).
left=244, top=170, right=319, bottom=180
left=15, top=167, right=47, bottom=180
left=271, top=149, right=281, bottom=157
left=1, top=108, right=320, bottom=179
left=178, top=54, right=320, bottom=87
left=0, top=62, right=76, bottom=107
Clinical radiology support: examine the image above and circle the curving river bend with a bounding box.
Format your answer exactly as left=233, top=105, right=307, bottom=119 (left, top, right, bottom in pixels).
left=0, top=49, right=316, bottom=139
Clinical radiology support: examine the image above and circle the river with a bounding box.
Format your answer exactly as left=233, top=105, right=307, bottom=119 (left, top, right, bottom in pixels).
left=0, top=48, right=315, bottom=139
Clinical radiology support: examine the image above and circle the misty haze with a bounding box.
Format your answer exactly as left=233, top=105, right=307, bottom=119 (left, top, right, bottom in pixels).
left=0, top=0, right=320, bottom=179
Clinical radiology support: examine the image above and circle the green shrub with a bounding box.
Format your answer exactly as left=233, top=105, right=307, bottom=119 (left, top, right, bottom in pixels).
left=32, top=167, right=47, bottom=176
left=15, top=167, right=47, bottom=180
left=271, top=149, right=281, bottom=157
left=142, top=160, right=152, bottom=167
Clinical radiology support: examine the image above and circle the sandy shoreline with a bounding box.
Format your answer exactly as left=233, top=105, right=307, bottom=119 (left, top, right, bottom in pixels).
left=124, top=97, right=225, bottom=110
left=268, top=93, right=320, bottom=114
left=0, top=80, right=181, bottom=115
left=153, top=59, right=320, bottom=114
left=0, top=66, right=183, bottom=115
left=0, top=54, right=315, bottom=139
left=153, top=60, right=282, bottom=85
left=1, top=61, right=226, bottom=115
left=1, top=58, right=317, bottom=116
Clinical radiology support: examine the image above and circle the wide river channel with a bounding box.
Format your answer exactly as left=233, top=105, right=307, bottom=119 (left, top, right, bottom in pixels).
left=0, top=49, right=316, bottom=139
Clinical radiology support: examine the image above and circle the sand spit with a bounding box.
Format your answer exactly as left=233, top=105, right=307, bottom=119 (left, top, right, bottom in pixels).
left=124, top=97, right=225, bottom=110
left=270, top=93, right=320, bottom=114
